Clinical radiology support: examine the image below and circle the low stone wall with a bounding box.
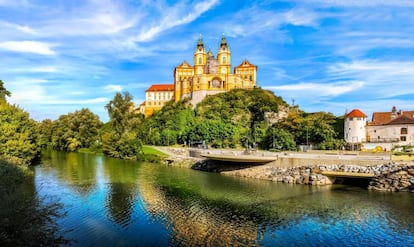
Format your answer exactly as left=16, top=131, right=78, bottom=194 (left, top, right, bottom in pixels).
left=274, top=156, right=387, bottom=168
left=221, top=162, right=414, bottom=192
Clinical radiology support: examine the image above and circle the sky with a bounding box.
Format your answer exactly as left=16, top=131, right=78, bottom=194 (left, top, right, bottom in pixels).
left=1, top=0, right=414, bottom=122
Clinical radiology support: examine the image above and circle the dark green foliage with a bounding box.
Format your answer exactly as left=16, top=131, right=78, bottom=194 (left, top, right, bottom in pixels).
left=0, top=102, right=39, bottom=165
left=275, top=110, right=343, bottom=150
left=139, top=88, right=289, bottom=149
left=103, top=92, right=143, bottom=159
left=194, top=88, right=286, bottom=148
left=51, top=108, right=102, bottom=152
left=139, top=98, right=195, bottom=146
left=37, top=119, right=53, bottom=149
left=263, top=127, right=297, bottom=151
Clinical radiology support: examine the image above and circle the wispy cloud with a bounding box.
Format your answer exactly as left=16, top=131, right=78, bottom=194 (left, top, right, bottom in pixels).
left=294, top=0, right=414, bottom=7
left=328, top=60, right=414, bottom=98
left=0, top=21, right=37, bottom=35
left=0, top=41, right=57, bottom=55
left=0, top=0, right=31, bottom=8
left=267, top=80, right=364, bottom=97
left=104, top=84, right=122, bottom=92
left=134, top=0, right=220, bottom=42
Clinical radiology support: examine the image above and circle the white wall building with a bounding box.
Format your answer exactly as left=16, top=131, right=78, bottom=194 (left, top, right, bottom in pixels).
left=344, top=107, right=414, bottom=151
left=344, top=109, right=367, bottom=143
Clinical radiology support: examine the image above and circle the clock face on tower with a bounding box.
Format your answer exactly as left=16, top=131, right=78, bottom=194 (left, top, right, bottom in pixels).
left=212, top=79, right=221, bottom=88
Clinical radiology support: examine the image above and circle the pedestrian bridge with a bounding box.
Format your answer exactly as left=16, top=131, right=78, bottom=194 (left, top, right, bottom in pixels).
left=200, top=153, right=277, bottom=164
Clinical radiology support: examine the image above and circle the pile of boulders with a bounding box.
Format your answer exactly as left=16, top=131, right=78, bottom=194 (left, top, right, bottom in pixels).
left=220, top=162, right=414, bottom=192
left=368, top=164, right=414, bottom=192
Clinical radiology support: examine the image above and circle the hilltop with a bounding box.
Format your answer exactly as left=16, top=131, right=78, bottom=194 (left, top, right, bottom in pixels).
left=138, top=87, right=343, bottom=150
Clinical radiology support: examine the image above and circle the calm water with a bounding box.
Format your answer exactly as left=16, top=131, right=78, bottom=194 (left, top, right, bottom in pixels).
left=33, top=151, right=414, bottom=246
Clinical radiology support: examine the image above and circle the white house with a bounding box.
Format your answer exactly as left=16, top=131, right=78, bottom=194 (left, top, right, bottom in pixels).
left=344, top=109, right=367, bottom=144
left=344, top=107, right=414, bottom=151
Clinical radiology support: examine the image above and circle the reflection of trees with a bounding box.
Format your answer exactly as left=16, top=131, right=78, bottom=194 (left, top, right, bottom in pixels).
left=102, top=157, right=140, bottom=227
left=138, top=166, right=265, bottom=246
left=138, top=164, right=414, bottom=246
left=106, top=182, right=136, bottom=227
left=41, top=150, right=97, bottom=196
left=0, top=160, right=68, bottom=245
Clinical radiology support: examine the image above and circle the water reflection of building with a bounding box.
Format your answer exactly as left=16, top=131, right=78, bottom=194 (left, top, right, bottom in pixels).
left=138, top=172, right=262, bottom=246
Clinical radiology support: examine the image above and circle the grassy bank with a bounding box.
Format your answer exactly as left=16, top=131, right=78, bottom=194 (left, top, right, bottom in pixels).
left=139, top=146, right=168, bottom=163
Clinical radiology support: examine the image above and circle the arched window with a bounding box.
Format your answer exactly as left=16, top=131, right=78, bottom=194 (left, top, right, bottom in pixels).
left=198, top=56, right=202, bottom=64
left=222, top=56, right=226, bottom=63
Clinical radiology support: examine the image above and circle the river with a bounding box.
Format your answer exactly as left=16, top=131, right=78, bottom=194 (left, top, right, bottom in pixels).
left=31, top=151, right=414, bottom=246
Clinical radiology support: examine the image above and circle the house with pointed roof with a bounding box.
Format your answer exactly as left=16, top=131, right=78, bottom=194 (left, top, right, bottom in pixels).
left=344, top=106, right=414, bottom=151
left=140, top=84, right=175, bottom=118
left=366, top=106, right=414, bottom=148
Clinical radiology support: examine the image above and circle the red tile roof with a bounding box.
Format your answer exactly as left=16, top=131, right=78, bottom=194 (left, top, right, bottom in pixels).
left=345, top=109, right=367, bottom=118
left=369, top=109, right=414, bottom=125
left=146, top=84, right=174, bottom=92
left=387, top=115, right=414, bottom=125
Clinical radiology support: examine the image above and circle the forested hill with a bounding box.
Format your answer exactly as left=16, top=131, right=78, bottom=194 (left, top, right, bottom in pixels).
left=138, top=88, right=290, bottom=148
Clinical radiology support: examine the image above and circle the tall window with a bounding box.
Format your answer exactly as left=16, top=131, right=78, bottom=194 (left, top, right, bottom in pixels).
left=198, top=57, right=202, bottom=64
left=222, top=56, right=226, bottom=63
left=401, top=128, right=408, bottom=134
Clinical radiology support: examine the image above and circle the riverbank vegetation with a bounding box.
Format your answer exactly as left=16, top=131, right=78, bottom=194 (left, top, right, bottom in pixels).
left=1, top=80, right=345, bottom=164
left=139, top=88, right=344, bottom=150
left=1, top=81, right=66, bottom=245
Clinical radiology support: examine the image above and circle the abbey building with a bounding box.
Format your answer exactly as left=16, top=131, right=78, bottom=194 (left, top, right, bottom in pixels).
left=138, top=36, right=257, bottom=117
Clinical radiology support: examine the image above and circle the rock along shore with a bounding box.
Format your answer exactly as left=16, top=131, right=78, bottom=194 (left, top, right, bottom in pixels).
left=157, top=147, right=414, bottom=192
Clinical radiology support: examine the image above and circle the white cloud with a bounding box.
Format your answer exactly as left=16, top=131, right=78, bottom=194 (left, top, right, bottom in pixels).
left=104, top=84, right=122, bottom=92
left=284, top=8, right=318, bottom=27
left=266, top=80, right=364, bottom=97
left=0, top=21, right=37, bottom=35
left=0, top=41, right=56, bottom=55
left=328, top=60, right=414, bottom=98
left=297, top=0, right=414, bottom=7
left=134, top=0, right=220, bottom=42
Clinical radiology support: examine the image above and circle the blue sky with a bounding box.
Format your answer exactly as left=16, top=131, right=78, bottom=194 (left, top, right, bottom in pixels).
left=1, top=0, right=414, bottom=122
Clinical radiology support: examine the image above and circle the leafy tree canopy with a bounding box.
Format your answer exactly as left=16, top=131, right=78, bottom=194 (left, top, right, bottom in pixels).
left=0, top=100, right=39, bottom=165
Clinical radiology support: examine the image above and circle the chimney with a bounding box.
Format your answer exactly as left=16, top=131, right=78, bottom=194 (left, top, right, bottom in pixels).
left=391, top=106, right=397, bottom=119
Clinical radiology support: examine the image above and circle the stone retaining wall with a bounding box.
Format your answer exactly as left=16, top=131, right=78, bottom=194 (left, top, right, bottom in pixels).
left=220, top=162, right=414, bottom=192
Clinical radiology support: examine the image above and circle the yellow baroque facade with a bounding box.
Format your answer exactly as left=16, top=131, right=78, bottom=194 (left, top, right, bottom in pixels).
left=174, top=35, right=257, bottom=106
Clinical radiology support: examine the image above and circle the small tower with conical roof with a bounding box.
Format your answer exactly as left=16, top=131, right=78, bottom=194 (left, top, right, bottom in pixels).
left=217, top=34, right=231, bottom=75
left=194, top=35, right=206, bottom=75
left=344, top=109, right=367, bottom=143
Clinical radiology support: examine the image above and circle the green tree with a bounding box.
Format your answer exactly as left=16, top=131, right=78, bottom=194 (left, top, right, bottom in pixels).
left=139, top=99, right=195, bottom=146
left=51, top=108, right=102, bottom=152
left=263, top=127, right=296, bottom=151
left=103, top=92, right=143, bottom=159
left=0, top=80, right=11, bottom=102
left=0, top=102, right=39, bottom=165
left=37, top=119, right=53, bottom=149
